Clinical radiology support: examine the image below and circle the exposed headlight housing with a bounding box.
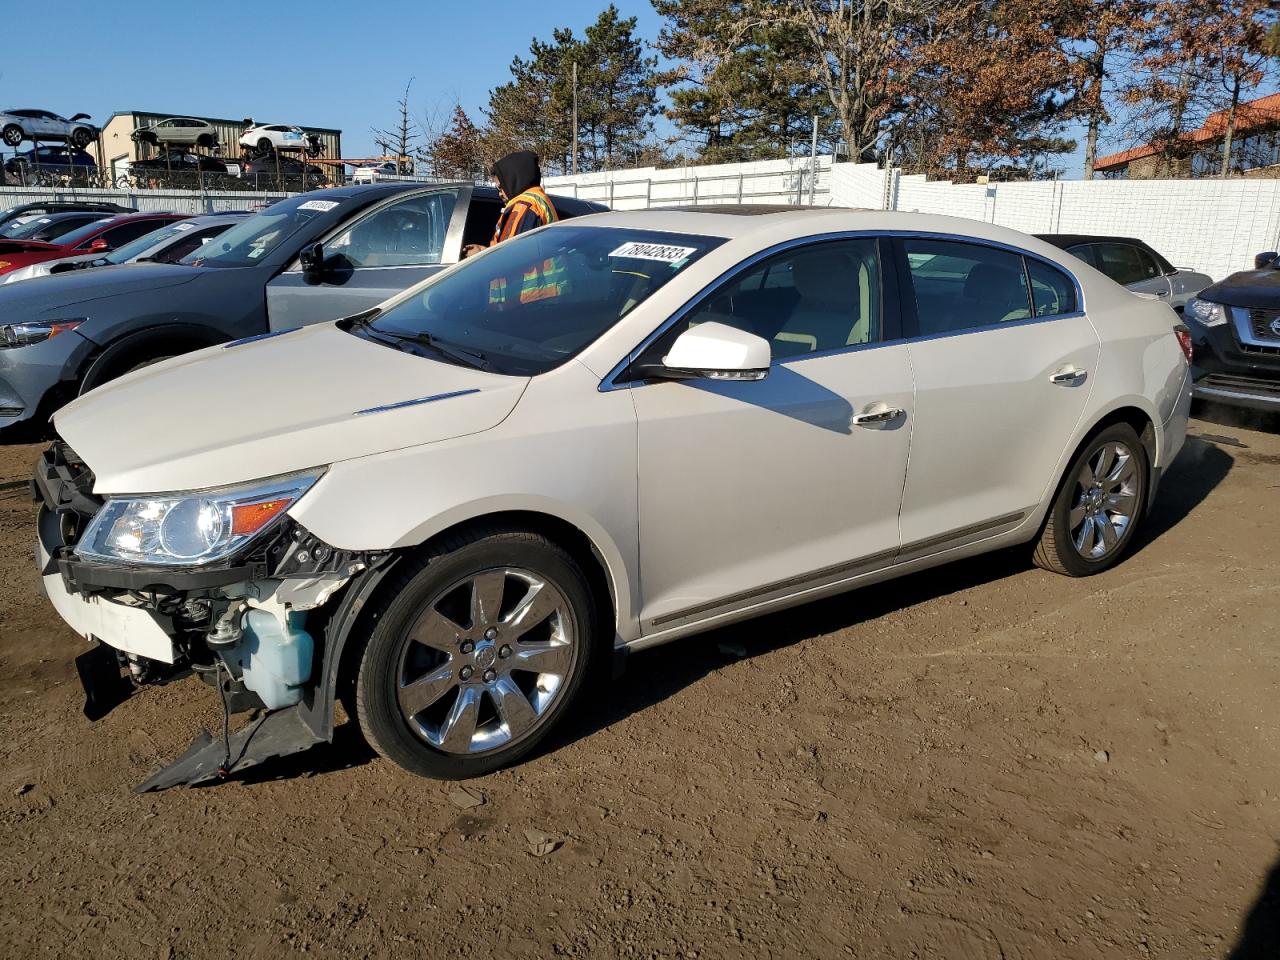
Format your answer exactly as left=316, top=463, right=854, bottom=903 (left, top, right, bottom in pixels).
left=76, top=471, right=322, bottom=566
left=1186, top=297, right=1227, bottom=328
left=0, top=318, right=85, bottom=347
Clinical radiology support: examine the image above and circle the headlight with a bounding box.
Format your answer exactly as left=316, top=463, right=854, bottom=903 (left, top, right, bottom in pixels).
left=1186, top=298, right=1227, bottom=328
left=0, top=318, right=85, bottom=347
left=76, top=471, right=322, bottom=566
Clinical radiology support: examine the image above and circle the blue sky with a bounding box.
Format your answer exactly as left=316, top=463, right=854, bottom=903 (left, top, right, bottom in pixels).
left=0, top=0, right=1220, bottom=179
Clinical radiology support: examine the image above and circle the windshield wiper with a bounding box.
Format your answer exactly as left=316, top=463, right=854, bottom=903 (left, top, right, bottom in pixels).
left=378, top=329, right=495, bottom=372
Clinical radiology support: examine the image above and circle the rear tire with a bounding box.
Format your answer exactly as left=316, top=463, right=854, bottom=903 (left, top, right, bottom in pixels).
left=1033, top=423, right=1148, bottom=577
left=71, top=127, right=92, bottom=149
left=257, top=137, right=272, bottom=155
left=355, top=529, right=596, bottom=780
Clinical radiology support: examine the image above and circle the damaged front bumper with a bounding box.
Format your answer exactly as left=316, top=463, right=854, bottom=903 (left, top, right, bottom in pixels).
left=33, top=442, right=389, bottom=791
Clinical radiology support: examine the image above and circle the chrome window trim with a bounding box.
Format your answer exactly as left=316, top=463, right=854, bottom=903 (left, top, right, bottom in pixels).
left=599, top=229, right=1086, bottom=392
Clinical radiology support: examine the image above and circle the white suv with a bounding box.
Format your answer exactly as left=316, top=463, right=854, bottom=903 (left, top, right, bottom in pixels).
left=239, top=123, right=310, bottom=154
left=34, top=208, right=1191, bottom=789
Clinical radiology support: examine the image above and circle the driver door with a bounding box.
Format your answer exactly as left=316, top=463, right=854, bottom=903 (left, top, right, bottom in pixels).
left=265, top=188, right=465, bottom=330
left=628, top=237, right=915, bottom=633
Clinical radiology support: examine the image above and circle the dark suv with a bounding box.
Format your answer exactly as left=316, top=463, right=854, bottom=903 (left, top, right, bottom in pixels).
left=1183, top=251, right=1280, bottom=414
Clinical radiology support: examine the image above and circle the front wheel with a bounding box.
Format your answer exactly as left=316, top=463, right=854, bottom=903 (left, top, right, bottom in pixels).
left=1033, top=423, right=1148, bottom=577
left=1, top=124, right=23, bottom=147
left=356, top=530, right=597, bottom=779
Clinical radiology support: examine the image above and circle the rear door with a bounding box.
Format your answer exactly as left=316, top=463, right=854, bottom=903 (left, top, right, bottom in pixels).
left=895, top=237, right=1098, bottom=552
left=265, top=187, right=465, bottom=330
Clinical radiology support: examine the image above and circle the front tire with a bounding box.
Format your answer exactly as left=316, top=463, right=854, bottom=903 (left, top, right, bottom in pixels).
left=1033, top=423, right=1148, bottom=577
left=1, top=124, right=23, bottom=147
left=355, top=530, right=596, bottom=779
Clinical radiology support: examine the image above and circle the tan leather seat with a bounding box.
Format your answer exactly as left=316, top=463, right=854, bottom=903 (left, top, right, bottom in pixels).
left=774, top=249, right=862, bottom=355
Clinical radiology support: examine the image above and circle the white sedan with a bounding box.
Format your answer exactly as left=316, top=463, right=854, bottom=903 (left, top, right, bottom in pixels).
left=34, top=208, right=1191, bottom=789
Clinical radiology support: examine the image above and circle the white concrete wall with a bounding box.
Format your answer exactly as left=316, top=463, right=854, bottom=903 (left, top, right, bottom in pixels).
left=831, top=164, right=1280, bottom=282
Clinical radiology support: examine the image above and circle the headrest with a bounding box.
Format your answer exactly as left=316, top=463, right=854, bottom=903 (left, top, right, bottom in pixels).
left=963, top=262, right=1024, bottom=304
left=792, top=249, right=858, bottom=305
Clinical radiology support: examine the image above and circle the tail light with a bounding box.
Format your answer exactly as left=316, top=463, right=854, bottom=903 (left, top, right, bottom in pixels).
left=1174, top=324, right=1193, bottom=364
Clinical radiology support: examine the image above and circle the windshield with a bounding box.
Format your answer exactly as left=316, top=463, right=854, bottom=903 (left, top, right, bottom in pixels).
left=364, top=225, right=725, bottom=376
left=3, top=215, right=97, bottom=241
left=181, top=195, right=344, bottom=267
left=104, top=220, right=192, bottom=264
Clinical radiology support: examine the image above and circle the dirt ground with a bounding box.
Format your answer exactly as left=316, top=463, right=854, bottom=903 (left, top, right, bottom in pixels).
left=1, top=405, right=1278, bottom=960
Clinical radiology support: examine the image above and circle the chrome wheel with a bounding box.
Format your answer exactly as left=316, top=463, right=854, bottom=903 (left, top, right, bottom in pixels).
left=1069, top=441, right=1139, bottom=560
left=395, top=567, right=575, bottom=755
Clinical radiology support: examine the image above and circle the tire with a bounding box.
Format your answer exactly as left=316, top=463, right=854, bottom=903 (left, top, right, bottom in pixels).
left=355, top=529, right=597, bottom=779
left=1, top=124, right=23, bottom=147
left=71, top=127, right=93, bottom=149
left=196, top=134, right=213, bottom=149
left=257, top=137, right=273, bottom=154
left=1033, top=423, right=1148, bottom=577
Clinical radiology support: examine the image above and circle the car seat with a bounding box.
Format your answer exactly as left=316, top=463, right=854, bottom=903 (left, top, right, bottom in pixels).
left=959, top=262, right=1031, bottom=326
left=773, top=249, right=863, bottom=356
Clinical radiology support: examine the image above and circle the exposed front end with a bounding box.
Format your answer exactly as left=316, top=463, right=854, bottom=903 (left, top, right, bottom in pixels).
left=33, top=441, right=385, bottom=789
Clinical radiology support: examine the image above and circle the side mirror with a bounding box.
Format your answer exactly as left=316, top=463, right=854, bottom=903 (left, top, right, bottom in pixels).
left=644, top=322, right=771, bottom=382
left=299, top=241, right=325, bottom=284
left=1255, top=251, right=1279, bottom=270
left=88, top=237, right=110, bottom=252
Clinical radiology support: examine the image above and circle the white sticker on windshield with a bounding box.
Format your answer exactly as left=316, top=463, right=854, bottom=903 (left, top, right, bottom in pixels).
left=298, top=199, right=339, bottom=212
left=609, top=241, right=697, bottom=263
left=37, top=217, right=51, bottom=223
left=172, top=222, right=195, bottom=231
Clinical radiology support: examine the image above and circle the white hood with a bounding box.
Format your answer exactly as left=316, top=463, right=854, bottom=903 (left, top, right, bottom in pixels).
left=54, top=322, right=528, bottom=493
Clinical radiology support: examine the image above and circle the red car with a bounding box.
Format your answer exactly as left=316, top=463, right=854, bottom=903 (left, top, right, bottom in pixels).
left=0, top=212, right=189, bottom=276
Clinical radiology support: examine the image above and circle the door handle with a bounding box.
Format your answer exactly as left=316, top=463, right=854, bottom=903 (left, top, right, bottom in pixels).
left=852, top=405, right=904, bottom=425
left=1050, top=367, right=1087, bottom=385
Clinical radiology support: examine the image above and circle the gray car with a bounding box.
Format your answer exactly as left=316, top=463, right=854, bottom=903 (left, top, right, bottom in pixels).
left=1038, top=234, right=1212, bottom=313
left=131, top=118, right=219, bottom=150
left=0, top=183, right=603, bottom=436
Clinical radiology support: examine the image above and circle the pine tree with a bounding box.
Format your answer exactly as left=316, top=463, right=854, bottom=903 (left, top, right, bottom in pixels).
left=430, top=106, right=485, bottom=180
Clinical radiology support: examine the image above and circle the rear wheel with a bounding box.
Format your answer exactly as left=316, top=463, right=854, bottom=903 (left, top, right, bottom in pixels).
left=71, top=127, right=92, bottom=149
left=356, top=530, right=596, bottom=779
left=1033, top=423, right=1148, bottom=577
left=257, top=137, right=273, bottom=155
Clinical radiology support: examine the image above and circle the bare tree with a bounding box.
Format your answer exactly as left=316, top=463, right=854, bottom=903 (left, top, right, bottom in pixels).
left=371, top=78, right=420, bottom=175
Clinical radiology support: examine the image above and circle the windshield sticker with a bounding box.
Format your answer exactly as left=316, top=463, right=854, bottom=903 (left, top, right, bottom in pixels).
left=172, top=222, right=195, bottom=231
left=298, top=199, right=339, bottom=213
left=37, top=217, right=51, bottom=223
left=610, top=241, right=697, bottom=263
left=247, top=247, right=266, bottom=259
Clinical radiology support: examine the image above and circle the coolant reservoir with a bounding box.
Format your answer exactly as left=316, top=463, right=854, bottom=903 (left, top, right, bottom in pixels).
left=238, top=609, right=314, bottom=710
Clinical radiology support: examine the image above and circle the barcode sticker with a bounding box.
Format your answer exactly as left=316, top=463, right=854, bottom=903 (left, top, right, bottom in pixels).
left=298, top=200, right=339, bottom=212
left=609, top=241, right=697, bottom=263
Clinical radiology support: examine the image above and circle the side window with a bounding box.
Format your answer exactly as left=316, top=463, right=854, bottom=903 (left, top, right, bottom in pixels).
left=649, top=239, right=882, bottom=363
left=1092, top=242, right=1149, bottom=286
left=1066, top=244, right=1098, bottom=269
left=902, top=238, right=1031, bottom=335
left=326, top=191, right=458, bottom=268
left=1131, top=244, right=1162, bottom=280
left=96, top=220, right=168, bottom=249
left=1026, top=259, right=1078, bottom=317
left=461, top=198, right=502, bottom=249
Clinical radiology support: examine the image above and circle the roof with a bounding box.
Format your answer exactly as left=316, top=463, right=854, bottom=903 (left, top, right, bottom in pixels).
left=104, top=110, right=342, bottom=135
left=1096, top=91, right=1280, bottom=170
